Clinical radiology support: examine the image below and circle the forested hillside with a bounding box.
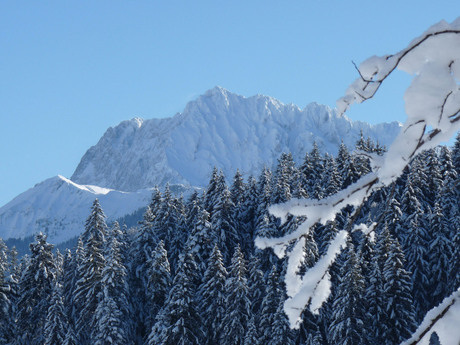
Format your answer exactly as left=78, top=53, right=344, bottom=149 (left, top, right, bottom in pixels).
left=0, top=133, right=458, bottom=345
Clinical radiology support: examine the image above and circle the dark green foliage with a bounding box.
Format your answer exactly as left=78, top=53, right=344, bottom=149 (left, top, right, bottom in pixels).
left=16, top=233, right=57, bottom=345
left=147, top=251, right=202, bottom=345
left=73, top=199, right=107, bottom=344
left=199, top=245, right=227, bottom=345
left=328, top=239, right=366, bottom=345
left=4, top=141, right=459, bottom=345
left=221, top=245, right=251, bottom=345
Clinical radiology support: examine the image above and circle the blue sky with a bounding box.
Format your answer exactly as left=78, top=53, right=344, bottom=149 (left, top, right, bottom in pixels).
left=0, top=1, right=458, bottom=206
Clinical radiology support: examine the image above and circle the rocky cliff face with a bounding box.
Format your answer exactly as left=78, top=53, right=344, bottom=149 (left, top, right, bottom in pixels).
left=71, top=86, right=401, bottom=191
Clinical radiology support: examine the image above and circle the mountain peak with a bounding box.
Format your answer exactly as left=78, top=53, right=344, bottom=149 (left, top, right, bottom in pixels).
left=0, top=87, right=402, bottom=244
left=70, top=88, right=401, bottom=192
left=205, top=85, right=230, bottom=96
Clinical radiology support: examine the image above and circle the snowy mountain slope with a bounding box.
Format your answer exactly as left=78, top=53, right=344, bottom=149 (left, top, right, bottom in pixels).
left=71, top=87, right=402, bottom=191
left=0, top=175, right=153, bottom=243
left=0, top=87, right=401, bottom=244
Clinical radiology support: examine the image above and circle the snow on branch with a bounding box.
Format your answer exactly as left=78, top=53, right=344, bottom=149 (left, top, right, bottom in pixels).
left=255, top=17, right=460, bottom=330
left=401, top=288, right=460, bottom=345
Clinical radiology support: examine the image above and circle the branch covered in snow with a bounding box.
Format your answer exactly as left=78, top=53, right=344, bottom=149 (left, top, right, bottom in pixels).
left=401, top=288, right=460, bottom=345
left=256, top=17, right=460, bottom=329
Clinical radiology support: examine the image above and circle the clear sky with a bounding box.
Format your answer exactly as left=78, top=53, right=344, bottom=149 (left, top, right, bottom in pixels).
left=0, top=1, right=458, bottom=206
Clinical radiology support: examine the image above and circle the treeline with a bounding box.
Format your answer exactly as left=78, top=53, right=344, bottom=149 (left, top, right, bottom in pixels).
left=0, top=133, right=459, bottom=345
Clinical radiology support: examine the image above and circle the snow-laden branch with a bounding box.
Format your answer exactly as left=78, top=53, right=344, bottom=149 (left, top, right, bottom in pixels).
left=256, top=17, right=460, bottom=330
left=401, top=288, right=460, bottom=345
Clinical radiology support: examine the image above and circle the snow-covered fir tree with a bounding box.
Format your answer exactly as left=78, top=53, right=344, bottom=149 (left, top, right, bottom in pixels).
left=328, top=239, right=366, bottom=345
left=16, top=233, right=57, bottom=345
left=147, top=250, right=202, bottom=345
left=198, top=244, right=227, bottom=345
left=73, top=199, right=107, bottom=344
left=220, top=245, right=251, bottom=345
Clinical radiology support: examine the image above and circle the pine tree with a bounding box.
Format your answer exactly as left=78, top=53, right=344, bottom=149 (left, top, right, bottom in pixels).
left=16, top=233, right=57, bottom=345
left=185, top=191, right=202, bottom=232
left=230, top=169, right=246, bottom=207
left=254, top=167, right=272, bottom=229
left=452, top=131, right=460, bottom=174
left=131, top=190, right=162, bottom=339
left=203, top=167, right=226, bottom=216
left=404, top=213, right=430, bottom=322
left=145, top=240, right=171, bottom=330
left=422, top=148, right=443, bottom=207
left=147, top=251, right=202, bottom=345
left=258, top=265, right=281, bottom=344
left=220, top=245, right=251, bottom=345
left=0, top=239, right=10, bottom=344
left=382, top=235, right=416, bottom=344
left=364, top=227, right=388, bottom=345
left=254, top=215, right=279, bottom=272
left=211, top=186, right=240, bottom=263
left=92, top=230, right=130, bottom=344
left=187, top=208, right=214, bottom=275
left=272, top=152, right=297, bottom=203
left=73, top=199, right=107, bottom=344
left=93, top=294, right=126, bottom=345
left=323, top=155, right=342, bottom=197
left=199, top=245, right=227, bottom=345
left=267, top=302, right=295, bottom=345
left=438, top=147, right=460, bottom=294
left=240, top=176, right=259, bottom=254
left=247, top=255, right=265, bottom=316
left=43, top=283, right=68, bottom=345
left=243, top=315, right=259, bottom=345
left=426, top=203, right=454, bottom=308
left=328, top=239, right=366, bottom=345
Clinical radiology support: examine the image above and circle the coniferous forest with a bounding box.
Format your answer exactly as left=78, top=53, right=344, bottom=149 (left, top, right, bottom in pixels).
left=0, top=133, right=459, bottom=345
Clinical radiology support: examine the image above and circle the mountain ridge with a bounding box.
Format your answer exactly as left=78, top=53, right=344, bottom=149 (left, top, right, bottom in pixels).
left=71, top=86, right=401, bottom=191
left=0, top=87, right=402, bottom=243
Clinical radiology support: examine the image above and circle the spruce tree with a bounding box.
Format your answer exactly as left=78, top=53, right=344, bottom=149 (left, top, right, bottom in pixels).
left=73, top=199, right=107, bottom=344
left=147, top=251, right=202, bottom=345
left=43, top=283, right=68, bottom=345
left=211, top=186, right=240, bottom=263
left=427, top=203, right=454, bottom=308
left=145, top=240, right=171, bottom=330
left=382, top=236, right=416, bottom=344
left=199, top=245, right=227, bottom=345
left=267, top=302, right=295, bottom=345
left=240, top=176, right=259, bottom=254
left=203, top=167, right=226, bottom=216
left=220, top=245, right=251, bottom=345
left=243, top=315, right=259, bottom=345
left=16, top=233, right=57, bottom=345
left=422, top=148, right=442, bottom=207
left=92, top=230, right=130, bottom=344
left=364, top=227, right=388, bottom=345
left=452, top=131, right=460, bottom=174
left=247, top=255, right=265, bottom=316
left=272, top=152, right=297, bottom=204
left=186, top=208, right=214, bottom=275
left=258, top=265, right=281, bottom=344
left=131, top=190, right=162, bottom=339
left=404, top=214, right=430, bottom=322
left=0, top=239, right=10, bottom=344
left=328, top=239, right=366, bottom=345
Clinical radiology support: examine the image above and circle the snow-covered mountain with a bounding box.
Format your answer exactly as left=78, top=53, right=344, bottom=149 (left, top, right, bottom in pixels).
left=0, top=87, right=401, bottom=244
left=71, top=86, right=401, bottom=191
left=0, top=175, right=153, bottom=244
